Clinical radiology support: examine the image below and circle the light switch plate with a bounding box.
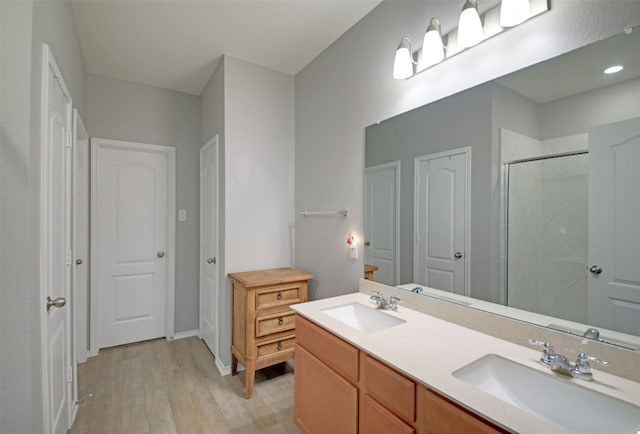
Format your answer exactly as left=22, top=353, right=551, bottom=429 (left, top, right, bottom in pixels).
left=178, top=209, right=187, bottom=222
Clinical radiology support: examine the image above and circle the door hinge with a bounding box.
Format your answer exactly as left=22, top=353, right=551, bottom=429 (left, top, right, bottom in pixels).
left=66, top=131, right=73, bottom=148
left=66, top=250, right=72, bottom=266
left=67, top=366, right=73, bottom=383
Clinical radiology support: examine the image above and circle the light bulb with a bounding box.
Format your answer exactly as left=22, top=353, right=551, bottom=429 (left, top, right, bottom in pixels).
left=500, top=0, right=530, bottom=27
left=420, top=18, right=445, bottom=69
left=458, top=0, right=483, bottom=48
left=393, top=38, right=414, bottom=79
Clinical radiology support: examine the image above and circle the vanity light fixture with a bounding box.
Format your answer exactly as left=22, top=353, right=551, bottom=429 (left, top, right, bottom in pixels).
left=420, top=18, right=445, bottom=69
left=392, top=0, right=550, bottom=80
left=458, top=0, right=484, bottom=48
left=500, top=0, right=531, bottom=27
left=393, top=37, right=416, bottom=79
left=604, top=65, right=624, bottom=74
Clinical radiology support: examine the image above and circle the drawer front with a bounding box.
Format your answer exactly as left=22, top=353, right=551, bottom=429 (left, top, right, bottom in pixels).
left=362, top=353, right=416, bottom=424
left=361, top=394, right=416, bottom=434
left=255, top=283, right=303, bottom=310
left=296, top=315, right=359, bottom=383
left=417, top=386, right=505, bottom=434
left=256, top=310, right=296, bottom=337
left=257, top=335, right=296, bottom=358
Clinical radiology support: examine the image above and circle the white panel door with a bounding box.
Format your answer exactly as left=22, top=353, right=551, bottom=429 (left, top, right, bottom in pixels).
left=415, top=149, right=469, bottom=295
left=365, top=162, right=400, bottom=286
left=41, top=46, right=72, bottom=434
left=93, top=140, right=172, bottom=349
left=200, top=136, right=219, bottom=358
left=588, top=117, right=640, bottom=335
left=72, top=110, right=89, bottom=367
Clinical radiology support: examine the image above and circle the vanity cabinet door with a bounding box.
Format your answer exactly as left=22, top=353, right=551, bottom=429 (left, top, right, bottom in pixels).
left=361, top=394, right=415, bottom=434
left=416, top=385, right=505, bottom=434
left=295, top=345, right=358, bottom=434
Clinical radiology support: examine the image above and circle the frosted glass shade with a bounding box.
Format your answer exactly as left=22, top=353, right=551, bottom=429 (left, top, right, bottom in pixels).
left=420, top=18, right=445, bottom=69
left=393, top=39, right=414, bottom=79
left=500, top=0, right=530, bottom=27
left=458, top=0, right=483, bottom=48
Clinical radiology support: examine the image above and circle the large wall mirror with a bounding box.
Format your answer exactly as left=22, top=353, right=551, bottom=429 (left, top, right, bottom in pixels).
left=365, top=27, right=640, bottom=350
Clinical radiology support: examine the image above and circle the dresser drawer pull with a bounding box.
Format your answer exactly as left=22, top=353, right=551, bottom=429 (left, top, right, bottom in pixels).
left=277, top=316, right=284, bottom=326
left=277, top=341, right=283, bottom=350
left=276, top=291, right=283, bottom=300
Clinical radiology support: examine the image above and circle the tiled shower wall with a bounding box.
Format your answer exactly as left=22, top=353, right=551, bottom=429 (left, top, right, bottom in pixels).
left=504, top=131, right=588, bottom=322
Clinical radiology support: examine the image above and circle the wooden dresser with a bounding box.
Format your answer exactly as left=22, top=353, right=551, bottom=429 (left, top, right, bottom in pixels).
left=229, top=267, right=313, bottom=398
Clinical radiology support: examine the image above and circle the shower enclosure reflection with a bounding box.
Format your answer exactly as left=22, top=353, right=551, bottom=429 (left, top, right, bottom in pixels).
left=506, top=152, right=588, bottom=323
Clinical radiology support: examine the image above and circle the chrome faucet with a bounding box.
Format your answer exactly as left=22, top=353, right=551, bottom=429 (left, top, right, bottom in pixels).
left=370, top=291, right=401, bottom=311
left=528, top=339, right=609, bottom=380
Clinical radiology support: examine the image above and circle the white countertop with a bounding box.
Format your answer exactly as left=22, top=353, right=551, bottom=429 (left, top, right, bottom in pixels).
left=291, top=292, right=640, bottom=434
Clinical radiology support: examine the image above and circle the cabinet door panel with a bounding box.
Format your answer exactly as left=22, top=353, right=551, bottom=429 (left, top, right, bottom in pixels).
left=295, top=345, right=358, bottom=434
left=361, top=394, right=415, bottom=434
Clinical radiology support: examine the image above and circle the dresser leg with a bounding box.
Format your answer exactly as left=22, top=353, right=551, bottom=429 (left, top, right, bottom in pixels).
left=245, top=361, right=255, bottom=399
left=231, top=354, right=238, bottom=376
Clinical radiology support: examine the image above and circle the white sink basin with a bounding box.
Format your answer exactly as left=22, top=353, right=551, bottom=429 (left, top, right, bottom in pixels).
left=322, top=302, right=406, bottom=332
left=453, top=354, right=640, bottom=434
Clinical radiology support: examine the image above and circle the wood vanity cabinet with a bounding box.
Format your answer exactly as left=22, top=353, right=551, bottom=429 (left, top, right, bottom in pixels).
left=295, top=315, right=507, bottom=434
left=229, top=267, right=312, bottom=398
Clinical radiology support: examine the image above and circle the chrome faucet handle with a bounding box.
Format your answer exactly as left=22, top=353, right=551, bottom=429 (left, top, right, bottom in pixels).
left=528, top=339, right=556, bottom=366
left=370, top=290, right=383, bottom=298
left=573, top=352, right=609, bottom=379
left=388, top=296, right=401, bottom=311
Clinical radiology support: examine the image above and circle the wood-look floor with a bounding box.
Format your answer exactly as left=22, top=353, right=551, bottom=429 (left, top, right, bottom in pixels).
left=70, top=337, right=300, bottom=434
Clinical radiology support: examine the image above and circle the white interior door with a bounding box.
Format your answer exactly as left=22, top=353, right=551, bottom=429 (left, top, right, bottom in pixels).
left=92, top=139, right=176, bottom=350
left=200, top=135, right=220, bottom=359
left=40, top=45, right=73, bottom=434
left=414, top=148, right=470, bottom=295
left=364, top=162, right=400, bottom=285
left=72, top=110, right=89, bottom=364
left=588, top=117, right=640, bottom=335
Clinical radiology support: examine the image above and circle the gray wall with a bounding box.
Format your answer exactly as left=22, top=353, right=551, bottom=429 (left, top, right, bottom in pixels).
left=295, top=0, right=640, bottom=301
left=86, top=73, right=201, bottom=333
left=1, top=0, right=86, bottom=432
left=1, top=2, right=36, bottom=432
left=539, top=77, right=640, bottom=140
left=365, top=84, right=493, bottom=296
left=199, top=56, right=295, bottom=367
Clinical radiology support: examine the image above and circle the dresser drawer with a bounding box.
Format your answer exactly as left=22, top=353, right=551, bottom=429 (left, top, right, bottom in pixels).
left=257, top=334, right=296, bottom=359
left=256, top=310, right=296, bottom=337
left=296, top=315, right=359, bottom=383
left=255, top=283, right=303, bottom=310
left=361, top=353, right=416, bottom=424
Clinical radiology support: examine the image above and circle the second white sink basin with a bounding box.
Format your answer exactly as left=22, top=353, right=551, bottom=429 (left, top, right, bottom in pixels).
left=322, top=302, right=406, bottom=332
left=453, top=354, right=640, bottom=434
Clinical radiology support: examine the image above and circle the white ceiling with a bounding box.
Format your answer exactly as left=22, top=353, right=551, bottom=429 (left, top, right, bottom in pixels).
left=71, top=0, right=383, bottom=96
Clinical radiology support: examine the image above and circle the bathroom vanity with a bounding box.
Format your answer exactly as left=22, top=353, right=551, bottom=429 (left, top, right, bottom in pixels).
left=291, top=291, right=640, bottom=433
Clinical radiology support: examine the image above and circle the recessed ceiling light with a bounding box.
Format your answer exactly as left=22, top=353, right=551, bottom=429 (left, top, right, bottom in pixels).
left=604, top=65, right=624, bottom=74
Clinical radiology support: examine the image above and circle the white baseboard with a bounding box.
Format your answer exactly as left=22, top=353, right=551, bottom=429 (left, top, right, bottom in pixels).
left=216, top=358, right=244, bottom=377
left=172, top=329, right=199, bottom=340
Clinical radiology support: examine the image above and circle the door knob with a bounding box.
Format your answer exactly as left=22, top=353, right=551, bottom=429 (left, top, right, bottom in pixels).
left=207, top=257, right=216, bottom=264
left=364, top=241, right=371, bottom=246
left=157, top=252, right=165, bottom=258
left=75, top=259, right=83, bottom=265
left=589, top=265, right=602, bottom=275
left=47, top=296, right=66, bottom=311
left=454, top=252, right=463, bottom=259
